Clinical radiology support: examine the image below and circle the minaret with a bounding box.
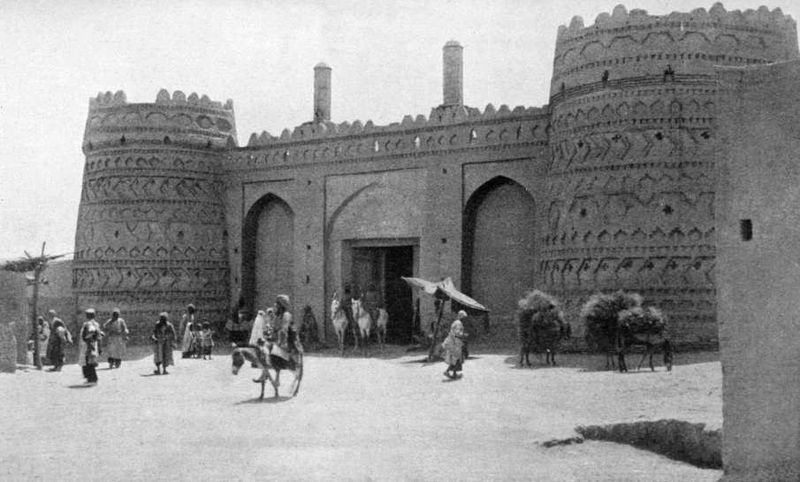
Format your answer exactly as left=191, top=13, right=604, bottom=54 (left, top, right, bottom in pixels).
left=314, top=62, right=331, bottom=122
left=442, top=40, right=463, bottom=106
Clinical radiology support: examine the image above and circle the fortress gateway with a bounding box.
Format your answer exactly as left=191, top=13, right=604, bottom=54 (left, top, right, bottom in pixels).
left=73, top=4, right=797, bottom=348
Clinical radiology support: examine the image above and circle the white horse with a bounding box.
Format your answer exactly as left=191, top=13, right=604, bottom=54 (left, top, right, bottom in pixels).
left=331, top=293, right=349, bottom=356
left=352, top=298, right=373, bottom=356
left=375, top=308, right=389, bottom=351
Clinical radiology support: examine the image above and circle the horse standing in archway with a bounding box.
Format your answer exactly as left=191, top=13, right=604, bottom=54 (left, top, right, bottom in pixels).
left=331, top=293, right=349, bottom=356
left=352, top=298, right=373, bottom=357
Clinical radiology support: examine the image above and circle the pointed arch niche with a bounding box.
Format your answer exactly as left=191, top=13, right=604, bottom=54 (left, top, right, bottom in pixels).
left=462, top=176, right=536, bottom=323
left=241, top=194, right=295, bottom=313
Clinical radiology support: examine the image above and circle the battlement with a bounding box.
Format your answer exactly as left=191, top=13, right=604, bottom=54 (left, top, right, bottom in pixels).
left=89, top=89, right=234, bottom=111
left=557, top=4, right=795, bottom=43
left=245, top=103, right=549, bottom=147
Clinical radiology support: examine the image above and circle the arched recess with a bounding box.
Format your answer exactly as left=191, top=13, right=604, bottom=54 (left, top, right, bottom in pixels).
left=462, top=176, right=536, bottom=326
left=242, top=194, right=295, bottom=313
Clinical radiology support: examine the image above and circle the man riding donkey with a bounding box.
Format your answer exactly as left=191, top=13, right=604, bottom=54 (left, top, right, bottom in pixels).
left=248, top=295, right=303, bottom=388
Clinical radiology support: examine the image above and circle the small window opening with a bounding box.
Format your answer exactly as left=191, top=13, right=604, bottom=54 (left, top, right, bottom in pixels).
left=114, top=230, right=119, bottom=238
left=662, top=205, right=673, bottom=215
left=120, top=135, right=126, bottom=145
left=579, top=208, right=587, bottom=217
left=164, top=136, right=171, bottom=144
left=442, top=168, right=447, bottom=174
left=655, top=132, right=664, bottom=140
left=414, top=136, right=420, bottom=149
left=222, top=230, right=228, bottom=238
left=740, top=219, right=753, bottom=241
left=306, top=245, right=311, bottom=250
left=373, top=140, right=380, bottom=152
left=470, top=129, right=477, bottom=141
left=441, top=238, right=447, bottom=244
left=306, top=275, right=310, bottom=284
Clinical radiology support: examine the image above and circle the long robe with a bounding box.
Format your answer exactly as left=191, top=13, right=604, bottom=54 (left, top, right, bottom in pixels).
left=248, top=312, right=266, bottom=346
left=152, top=321, right=176, bottom=366
left=103, top=317, right=129, bottom=359
left=442, top=319, right=464, bottom=366
left=48, top=326, right=69, bottom=366
left=45, top=317, right=70, bottom=364
left=78, top=320, right=102, bottom=367
left=180, top=314, right=196, bottom=353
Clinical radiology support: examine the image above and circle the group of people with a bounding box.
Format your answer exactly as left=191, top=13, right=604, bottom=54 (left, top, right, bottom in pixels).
left=33, top=310, right=73, bottom=372
left=178, top=304, right=215, bottom=360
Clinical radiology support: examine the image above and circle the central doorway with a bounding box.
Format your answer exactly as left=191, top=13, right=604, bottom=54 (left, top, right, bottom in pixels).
left=343, top=240, right=417, bottom=344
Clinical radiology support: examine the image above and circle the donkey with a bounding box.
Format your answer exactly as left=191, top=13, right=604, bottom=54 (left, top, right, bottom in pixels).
left=616, top=306, right=673, bottom=373
left=519, top=307, right=570, bottom=367
left=374, top=308, right=389, bottom=352
left=231, top=345, right=303, bottom=399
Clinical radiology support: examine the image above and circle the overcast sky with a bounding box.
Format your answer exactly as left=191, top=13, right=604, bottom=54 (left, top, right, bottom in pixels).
left=0, top=0, right=797, bottom=260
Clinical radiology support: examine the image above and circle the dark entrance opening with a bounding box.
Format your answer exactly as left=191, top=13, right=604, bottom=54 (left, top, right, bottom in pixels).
left=348, top=244, right=415, bottom=344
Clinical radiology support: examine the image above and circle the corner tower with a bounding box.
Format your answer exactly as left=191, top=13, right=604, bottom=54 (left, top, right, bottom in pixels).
left=542, top=4, right=798, bottom=348
left=73, top=90, right=237, bottom=338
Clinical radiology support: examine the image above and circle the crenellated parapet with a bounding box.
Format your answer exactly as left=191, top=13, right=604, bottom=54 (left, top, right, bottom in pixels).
left=551, top=3, right=798, bottom=100
left=231, top=104, right=550, bottom=170
left=84, top=89, right=237, bottom=153
left=245, top=103, right=546, bottom=147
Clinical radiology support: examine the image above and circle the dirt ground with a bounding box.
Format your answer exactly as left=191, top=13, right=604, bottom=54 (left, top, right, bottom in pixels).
left=0, top=345, right=722, bottom=481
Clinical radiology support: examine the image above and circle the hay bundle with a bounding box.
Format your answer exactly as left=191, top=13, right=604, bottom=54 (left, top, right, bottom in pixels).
left=580, top=290, right=643, bottom=348
left=618, top=306, right=667, bottom=335
left=518, top=290, right=563, bottom=334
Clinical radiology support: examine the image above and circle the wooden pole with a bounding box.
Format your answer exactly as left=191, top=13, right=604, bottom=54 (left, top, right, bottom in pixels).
left=31, top=242, right=45, bottom=369
left=427, top=298, right=446, bottom=362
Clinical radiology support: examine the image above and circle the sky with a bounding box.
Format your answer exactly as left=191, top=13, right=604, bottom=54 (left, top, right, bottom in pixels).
left=0, top=0, right=797, bottom=260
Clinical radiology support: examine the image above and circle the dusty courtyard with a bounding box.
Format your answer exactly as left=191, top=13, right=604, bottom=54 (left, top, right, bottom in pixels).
left=0, top=346, right=722, bottom=481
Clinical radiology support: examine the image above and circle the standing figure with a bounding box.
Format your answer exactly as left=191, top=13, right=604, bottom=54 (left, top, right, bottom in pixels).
left=35, top=316, right=50, bottom=368
left=248, top=310, right=268, bottom=346
left=78, top=309, right=103, bottom=384
left=47, top=318, right=72, bottom=372
left=151, top=312, right=176, bottom=375
left=363, top=284, right=381, bottom=326
left=45, top=310, right=63, bottom=367
left=180, top=304, right=197, bottom=358
left=272, top=295, right=303, bottom=364
left=226, top=309, right=251, bottom=347
left=441, top=310, right=467, bottom=379
left=103, top=308, right=129, bottom=368
left=200, top=322, right=214, bottom=360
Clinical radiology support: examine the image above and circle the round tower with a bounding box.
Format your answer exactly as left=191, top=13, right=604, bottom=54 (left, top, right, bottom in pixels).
left=542, top=4, right=798, bottom=348
left=73, top=89, right=236, bottom=340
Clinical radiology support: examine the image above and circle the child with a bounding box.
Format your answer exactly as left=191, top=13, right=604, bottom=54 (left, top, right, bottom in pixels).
left=191, top=322, right=202, bottom=359
left=442, top=310, right=468, bottom=379
left=200, top=322, right=214, bottom=360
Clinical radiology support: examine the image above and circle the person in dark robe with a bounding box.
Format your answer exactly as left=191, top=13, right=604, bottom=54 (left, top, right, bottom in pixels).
left=47, top=319, right=72, bottom=372
left=151, top=312, right=177, bottom=375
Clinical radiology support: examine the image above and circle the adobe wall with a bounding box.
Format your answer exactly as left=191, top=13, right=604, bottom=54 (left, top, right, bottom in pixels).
left=225, top=104, right=551, bottom=339
left=716, top=59, right=800, bottom=481
left=0, top=271, right=28, bottom=371
left=73, top=90, right=236, bottom=341
left=544, top=4, right=798, bottom=348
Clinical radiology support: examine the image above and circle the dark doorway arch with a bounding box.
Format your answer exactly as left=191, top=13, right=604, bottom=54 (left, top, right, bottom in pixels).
left=242, top=194, right=295, bottom=313
left=462, top=177, right=536, bottom=332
